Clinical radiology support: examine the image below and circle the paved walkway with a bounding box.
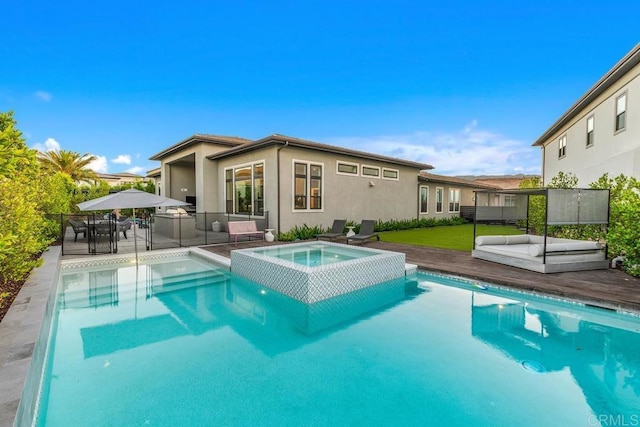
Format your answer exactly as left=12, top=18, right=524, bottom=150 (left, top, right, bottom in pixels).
left=200, top=240, right=640, bottom=313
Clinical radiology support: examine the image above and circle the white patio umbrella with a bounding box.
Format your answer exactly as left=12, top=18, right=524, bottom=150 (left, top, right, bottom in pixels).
left=77, top=189, right=190, bottom=266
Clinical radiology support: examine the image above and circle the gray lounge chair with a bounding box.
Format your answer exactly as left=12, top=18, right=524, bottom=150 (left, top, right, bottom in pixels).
left=347, top=220, right=380, bottom=245
left=316, top=219, right=347, bottom=241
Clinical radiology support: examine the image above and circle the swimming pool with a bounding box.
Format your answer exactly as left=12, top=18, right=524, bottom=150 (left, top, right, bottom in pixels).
left=28, top=253, right=640, bottom=425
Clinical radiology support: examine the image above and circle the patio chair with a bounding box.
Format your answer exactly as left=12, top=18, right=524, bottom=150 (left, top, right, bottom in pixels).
left=315, top=219, right=347, bottom=241
left=347, top=220, right=380, bottom=245
left=117, top=217, right=132, bottom=239
left=94, top=222, right=115, bottom=243
left=69, top=219, right=87, bottom=242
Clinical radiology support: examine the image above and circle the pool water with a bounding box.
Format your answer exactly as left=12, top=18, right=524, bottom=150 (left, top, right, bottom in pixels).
left=252, top=243, right=374, bottom=266
left=35, top=256, right=640, bottom=426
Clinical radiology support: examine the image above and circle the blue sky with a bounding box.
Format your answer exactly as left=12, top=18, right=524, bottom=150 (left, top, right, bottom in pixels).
left=2, top=1, right=639, bottom=176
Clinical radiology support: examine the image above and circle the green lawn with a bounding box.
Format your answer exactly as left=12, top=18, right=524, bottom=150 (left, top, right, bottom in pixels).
left=379, top=224, right=523, bottom=251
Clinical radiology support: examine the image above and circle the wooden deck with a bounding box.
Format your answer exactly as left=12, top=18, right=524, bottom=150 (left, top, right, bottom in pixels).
left=200, top=240, right=640, bottom=314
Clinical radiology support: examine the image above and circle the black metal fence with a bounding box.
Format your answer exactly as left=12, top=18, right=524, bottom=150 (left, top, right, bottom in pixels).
left=55, top=211, right=270, bottom=256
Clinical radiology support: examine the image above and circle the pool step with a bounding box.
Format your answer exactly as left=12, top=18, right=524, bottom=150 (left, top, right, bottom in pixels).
left=60, top=270, right=228, bottom=306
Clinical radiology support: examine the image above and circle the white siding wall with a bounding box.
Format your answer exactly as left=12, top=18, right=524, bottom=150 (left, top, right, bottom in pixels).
left=541, top=62, right=640, bottom=186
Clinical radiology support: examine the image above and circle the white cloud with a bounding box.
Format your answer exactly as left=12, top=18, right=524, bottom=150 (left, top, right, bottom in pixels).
left=35, top=91, right=52, bottom=102
left=112, top=154, right=131, bottom=165
left=125, top=166, right=145, bottom=175
left=32, top=137, right=61, bottom=152
left=87, top=156, right=108, bottom=173
left=324, top=121, right=541, bottom=176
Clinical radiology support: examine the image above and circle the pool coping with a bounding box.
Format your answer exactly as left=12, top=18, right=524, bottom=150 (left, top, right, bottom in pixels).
left=0, top=247, right=61, bottom=427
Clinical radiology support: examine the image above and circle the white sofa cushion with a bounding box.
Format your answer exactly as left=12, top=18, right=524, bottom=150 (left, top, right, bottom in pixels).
left=528, top=241, right=601, bottom=257
left=475, top=236, right=507, bottom=246
left=504, top=235, right=531, bottom=245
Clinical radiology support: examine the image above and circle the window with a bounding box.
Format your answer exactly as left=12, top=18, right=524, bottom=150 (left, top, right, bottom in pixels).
left=361, top=165, right=380, bottom=178
left=448, top=188, right=460, bottom=213
left=504, top=195, right=516, bottom=207
left=225, top=169, right=233, bottom=213
left=294, top=161, right=323, bottom=210
left=224, top=161, right=265, bottom=215
left=253, top=163, right=264, bottom=214
left=586, top=116, right=594, bottom=147
left=337, top=161, right=358, bottom=176
left=558, top=135, right=567, bottom=158
left=382, top=168, right=399, bottom=180
left=616, top=93, right=627, bottom=132
left=234, top=166, right=252, bottom=214
left=436, top=187, right=443, bottom=213
left=420, top=186, right=429, bottom=214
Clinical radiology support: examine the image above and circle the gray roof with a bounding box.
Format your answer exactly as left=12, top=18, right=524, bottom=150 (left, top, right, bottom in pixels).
left=532, top=43, right=640, bottom=147
left=205, top=134, right=434, bottom=170
left=419, top=172, right=499, bottom=189
left=149, top=134, right=251, bottom=161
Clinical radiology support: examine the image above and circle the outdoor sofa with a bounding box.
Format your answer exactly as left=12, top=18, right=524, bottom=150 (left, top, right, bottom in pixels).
left=472, top=234, right=608, bottom=273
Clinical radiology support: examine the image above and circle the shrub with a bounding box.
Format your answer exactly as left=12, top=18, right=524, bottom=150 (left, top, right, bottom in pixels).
left=277, top=216, right=467, bottom=241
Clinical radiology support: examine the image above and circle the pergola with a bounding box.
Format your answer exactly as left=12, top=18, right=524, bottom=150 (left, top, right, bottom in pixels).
left=472, top=188, right=610, bottom=263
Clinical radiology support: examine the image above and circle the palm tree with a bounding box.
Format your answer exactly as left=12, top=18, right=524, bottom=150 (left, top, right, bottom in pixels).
left=37, top=149, right=99, bottom=183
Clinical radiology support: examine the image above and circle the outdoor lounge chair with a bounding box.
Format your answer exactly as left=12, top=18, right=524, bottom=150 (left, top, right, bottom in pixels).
left=347, top=220, right=380, bottom=245
left=315, top=219, right=347, bottom=241
left=69, top=219, right=87, bottom=242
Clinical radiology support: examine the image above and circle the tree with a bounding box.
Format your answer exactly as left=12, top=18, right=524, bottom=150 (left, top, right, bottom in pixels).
left=591, top=173, right=640, bottom=276
left=0, top=111, right=52, bottom=283
left=37, top=149, right=99, bottom=183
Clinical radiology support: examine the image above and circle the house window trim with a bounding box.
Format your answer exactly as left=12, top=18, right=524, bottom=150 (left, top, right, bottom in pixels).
left=382, top=168, right=399, bottom=181
left=292, top=159, right=324, bottom=213
left=419, top=185, right=429, bottom=214
left=586, top=115, right=595, bottom=148
left=223, top=159, right=266, bottom=217
left=336, top=160, right=359, bottom=176
left=448, top=188, right=460, bottom=213
left=558, top=134, right=567, bottom=159
left=361, top=164, right=381, bottom=179
left=615, top=92, right=627, bottom=134
left=435, top=187, right=444, bottom=214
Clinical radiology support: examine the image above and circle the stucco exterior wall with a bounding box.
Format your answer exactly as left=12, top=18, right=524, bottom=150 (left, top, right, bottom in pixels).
left=210, top=145, right=424, bottom=233
left=540, top=62, right=640, bottom=186
left=157, top=142, right=238, bottom=212
left=417, top=184, right=476, bottom=217
left=276, top=146, right=420, bottom=232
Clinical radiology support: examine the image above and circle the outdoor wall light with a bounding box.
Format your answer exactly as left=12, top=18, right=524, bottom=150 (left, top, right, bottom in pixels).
left=369, top=181, right=375, bottom=187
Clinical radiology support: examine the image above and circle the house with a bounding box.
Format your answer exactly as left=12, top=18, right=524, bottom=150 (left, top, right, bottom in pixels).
left=95, top=172, right=151, bottom=187
left=149, top=133, right=490, bottom=234
left=533, top=43, right=640, bottom=186
left=418, top=173, right=499, bottom=221
left=464, top=174, right=539, bottom=190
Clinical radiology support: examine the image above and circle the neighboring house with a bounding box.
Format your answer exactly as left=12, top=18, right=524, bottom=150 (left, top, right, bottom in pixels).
left=533, top=43, right=640, bottom=186
left=464, top=174, right=539, bottom=190
left=150, top=133, right=439, bottom=233
left=418, top=173, right=500, bottom=221
left=96, top=172, right=151, bottom=187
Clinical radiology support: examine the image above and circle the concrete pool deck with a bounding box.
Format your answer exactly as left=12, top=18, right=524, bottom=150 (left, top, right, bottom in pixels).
left=2, top=239, right=640, bottom=426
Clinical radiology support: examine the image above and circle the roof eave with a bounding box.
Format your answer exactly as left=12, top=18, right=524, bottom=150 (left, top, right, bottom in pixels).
left=149, top=134, right=249, bottom=161
left=532, top=43, right=640, bottom=147
left=206, top=134, right=434, bottom=170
